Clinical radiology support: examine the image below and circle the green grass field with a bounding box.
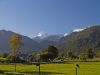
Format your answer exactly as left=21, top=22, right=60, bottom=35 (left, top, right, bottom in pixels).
left=0, top=62, right=100, bottom=75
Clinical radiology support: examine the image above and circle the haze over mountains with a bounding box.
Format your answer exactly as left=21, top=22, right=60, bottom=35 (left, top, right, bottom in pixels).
left=0, top=25, right=100, bottom=54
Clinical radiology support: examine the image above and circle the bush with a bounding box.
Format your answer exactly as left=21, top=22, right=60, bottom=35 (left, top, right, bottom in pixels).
left=7, top=55, right=25, bottom=63
left=0, top=58, right=8, bottom=63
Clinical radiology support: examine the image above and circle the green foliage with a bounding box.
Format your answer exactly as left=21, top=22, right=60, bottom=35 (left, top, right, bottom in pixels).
left=8, top=33, right=23, bottom=56
left=79, top=55, right=87, bottom=60
left=7, top=55, right=25, bottom=63
left=40, top=45, right=58, bottom=62
left=87, top=48, right=94, bottom=59
left=67, top=50, right=73, bottom=58
left=8, top=34, right=23, bottom=72
left=28, top=53, right=43, bottom=62
left=0, top=58, right=8, bottom=63
left=2, top=53, right=8, bottom=58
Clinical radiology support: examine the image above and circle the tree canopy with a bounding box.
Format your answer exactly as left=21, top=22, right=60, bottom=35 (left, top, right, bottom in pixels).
left=39, top=45, right=58, bottom=62
left=8, top=33, right=23, bottom=56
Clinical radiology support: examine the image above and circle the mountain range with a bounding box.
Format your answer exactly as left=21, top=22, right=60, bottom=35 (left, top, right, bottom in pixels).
left=0, top=30, right=62, bottom=54
left=0, top=25, right=100, bottom=54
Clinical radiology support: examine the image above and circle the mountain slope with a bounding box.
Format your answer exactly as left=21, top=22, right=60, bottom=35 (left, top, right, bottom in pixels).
left=33, top=34, right=63, bottom=50
left=0, top=30, right=62, bottom=54
left=0, top=30, right=39, bottom=53
left=59, top=25, right=100, bottom=53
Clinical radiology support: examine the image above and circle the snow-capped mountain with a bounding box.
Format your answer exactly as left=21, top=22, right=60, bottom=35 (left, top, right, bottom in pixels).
left=72, top=28, right=85, bottom=32
left=64, top=33, right=69, bottom=37
left=34, top=32, right=48, bottom=39
left=33, top=32, right=63, bottom=42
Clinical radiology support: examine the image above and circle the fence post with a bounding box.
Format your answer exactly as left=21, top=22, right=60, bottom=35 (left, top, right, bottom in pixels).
left=75, top=64, right=79, bottom=75
left=76, top=67, right=77, bottom=75
left=39, top=64, right=40, bottom=75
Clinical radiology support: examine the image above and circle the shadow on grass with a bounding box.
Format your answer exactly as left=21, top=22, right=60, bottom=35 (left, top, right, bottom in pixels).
left=0, top=70, right=24, bottom=75
left=0, top=70, right=66, bottom=75
left=4, top=73, right=24, bottom=75
left=20, top=71, right=66, bottom=75
left=0, top=70, right=9, bottom=74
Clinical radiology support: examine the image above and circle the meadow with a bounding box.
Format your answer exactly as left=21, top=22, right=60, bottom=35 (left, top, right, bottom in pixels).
left=0, top=62, right=100, bottom=75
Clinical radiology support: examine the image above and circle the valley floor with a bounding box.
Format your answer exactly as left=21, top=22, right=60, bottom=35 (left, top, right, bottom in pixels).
left=0, top=62, right=100, bottom=75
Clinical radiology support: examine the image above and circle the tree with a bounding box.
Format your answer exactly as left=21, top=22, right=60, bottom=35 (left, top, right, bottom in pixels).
left=87, top=48, right=94, bottom=59
left=47, top=45, right=58, bottom=58
left=2, top=53, right=8, bottom=58
left=7, top=55, right=25, bottom=63
left=40, top=45, right=58, bottom=62
left=8, top=33, right=23, bottom=72
left=67, top=50, right=73, bottom=58
left=28, top=54, right=37, bottom=63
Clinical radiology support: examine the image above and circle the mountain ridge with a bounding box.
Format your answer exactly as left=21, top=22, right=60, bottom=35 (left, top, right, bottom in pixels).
left=59, top=25, right=100, bottom=54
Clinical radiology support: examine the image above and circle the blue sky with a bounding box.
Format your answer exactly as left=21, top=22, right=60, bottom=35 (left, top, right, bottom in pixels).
left=0, top=0, right=100, bottom=38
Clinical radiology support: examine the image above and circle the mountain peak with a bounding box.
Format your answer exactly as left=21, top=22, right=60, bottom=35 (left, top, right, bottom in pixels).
left=64, top=33, right=69, bottom=37
left=34, top=32, right=48, bottom=39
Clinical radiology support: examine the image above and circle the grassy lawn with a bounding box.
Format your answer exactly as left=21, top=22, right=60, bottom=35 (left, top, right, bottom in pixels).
left=0, top=62, right=100, bottom=75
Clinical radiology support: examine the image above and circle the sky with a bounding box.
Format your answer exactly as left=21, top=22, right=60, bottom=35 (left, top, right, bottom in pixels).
left=0, top=0, right=100, bottom=38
